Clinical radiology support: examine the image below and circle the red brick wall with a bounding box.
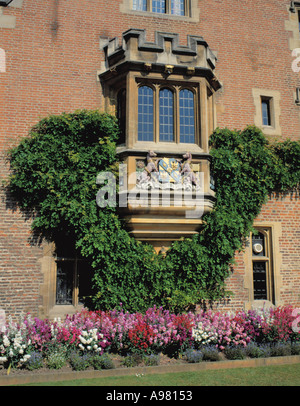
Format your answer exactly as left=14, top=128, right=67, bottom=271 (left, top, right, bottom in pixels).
left=0, top=0, right=299, bottom=318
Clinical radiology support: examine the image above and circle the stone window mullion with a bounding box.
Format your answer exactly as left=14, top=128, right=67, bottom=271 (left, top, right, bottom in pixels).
left=174, top=86, right=180, bottom=143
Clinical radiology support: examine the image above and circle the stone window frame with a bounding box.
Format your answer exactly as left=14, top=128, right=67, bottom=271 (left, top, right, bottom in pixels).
left=252, top=88, right=281, bottom=137
left=120, top=0, right=200, bottom=22
left=243, top=223, right=283, bottom=310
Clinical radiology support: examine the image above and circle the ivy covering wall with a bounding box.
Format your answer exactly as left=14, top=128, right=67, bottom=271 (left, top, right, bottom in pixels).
left=6, top=110, right=300, bottom=312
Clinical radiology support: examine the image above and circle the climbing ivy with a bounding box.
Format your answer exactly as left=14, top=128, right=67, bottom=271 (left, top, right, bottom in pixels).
left=6, top=111, right=300, bottom=312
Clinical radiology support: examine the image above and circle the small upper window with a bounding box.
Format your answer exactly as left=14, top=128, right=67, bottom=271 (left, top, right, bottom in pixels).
left=133, top=0, right=187, bottom=16
left=261, top=97, right=271, bottom=126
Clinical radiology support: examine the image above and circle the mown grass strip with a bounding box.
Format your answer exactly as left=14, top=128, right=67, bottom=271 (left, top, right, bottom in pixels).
left=20, top=363, right=300, bottom=386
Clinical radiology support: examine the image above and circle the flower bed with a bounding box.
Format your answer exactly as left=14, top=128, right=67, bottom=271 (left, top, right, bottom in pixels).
left=0, top=306, right=299, bottom=374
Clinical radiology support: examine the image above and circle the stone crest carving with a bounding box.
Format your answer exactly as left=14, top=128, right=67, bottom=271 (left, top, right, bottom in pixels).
left=136, top=151, right=200, bottom=190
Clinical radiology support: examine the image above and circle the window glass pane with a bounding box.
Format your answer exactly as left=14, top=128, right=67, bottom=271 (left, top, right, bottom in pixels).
left=171, top=0, right=185, bottom=15
left=132, top=0, right=147, bottom=11
left=253, top=261, right=267, bottom=300
left=159, top=88, right=174, bottom=142
left=179, top=89, right=195, bottom=143
left=138, top=86, right=154, bottom=141
left=56, top=261, right=73, bottom=305
left=152, top=0, right=166, bottom=13
left=261, top=99, right=271, bottom=126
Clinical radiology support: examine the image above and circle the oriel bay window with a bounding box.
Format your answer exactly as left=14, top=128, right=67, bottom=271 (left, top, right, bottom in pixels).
left=99, top=30, right=220, bottom=251
left=137, top=84, right=196, bottom=144
left=100, top=29, right=221, bottom=151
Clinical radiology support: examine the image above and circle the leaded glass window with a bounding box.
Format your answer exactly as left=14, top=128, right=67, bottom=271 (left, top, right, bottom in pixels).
left=159, top=88, right=174, bottom=142
left=138, top=86, right=154, bottom=141
left=132, top=0, right=147, bottom=11
left=152, top=0, right=166, bottom=13
left=171, top=0, right=185, bottom=15
left=253, top=262, right=267, bottom=300
left=179, top=89, right=195, bottom=143
left=137, top=84, right=197, bottom=144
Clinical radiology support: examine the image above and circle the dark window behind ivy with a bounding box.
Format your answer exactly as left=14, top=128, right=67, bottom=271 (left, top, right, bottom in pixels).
left=55, top=235, right=94, bottom=307
left=56, top=260, right=74, bottom=305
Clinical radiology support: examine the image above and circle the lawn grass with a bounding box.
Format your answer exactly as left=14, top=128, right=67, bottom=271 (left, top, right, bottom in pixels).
left=22, top=363, right=300, bottom=386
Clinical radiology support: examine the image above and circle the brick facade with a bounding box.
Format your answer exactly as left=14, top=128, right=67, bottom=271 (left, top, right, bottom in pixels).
left=0, top=0, right=299, bottom=318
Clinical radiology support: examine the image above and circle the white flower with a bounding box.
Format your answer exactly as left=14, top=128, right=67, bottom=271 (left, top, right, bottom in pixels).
left=20, top=354, right=31, bottom=363
left=3, top=336, right=9, bottom=347
left=87, top=346, right=91, bottom=350
left=79, top=336, right=87, bottom=344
